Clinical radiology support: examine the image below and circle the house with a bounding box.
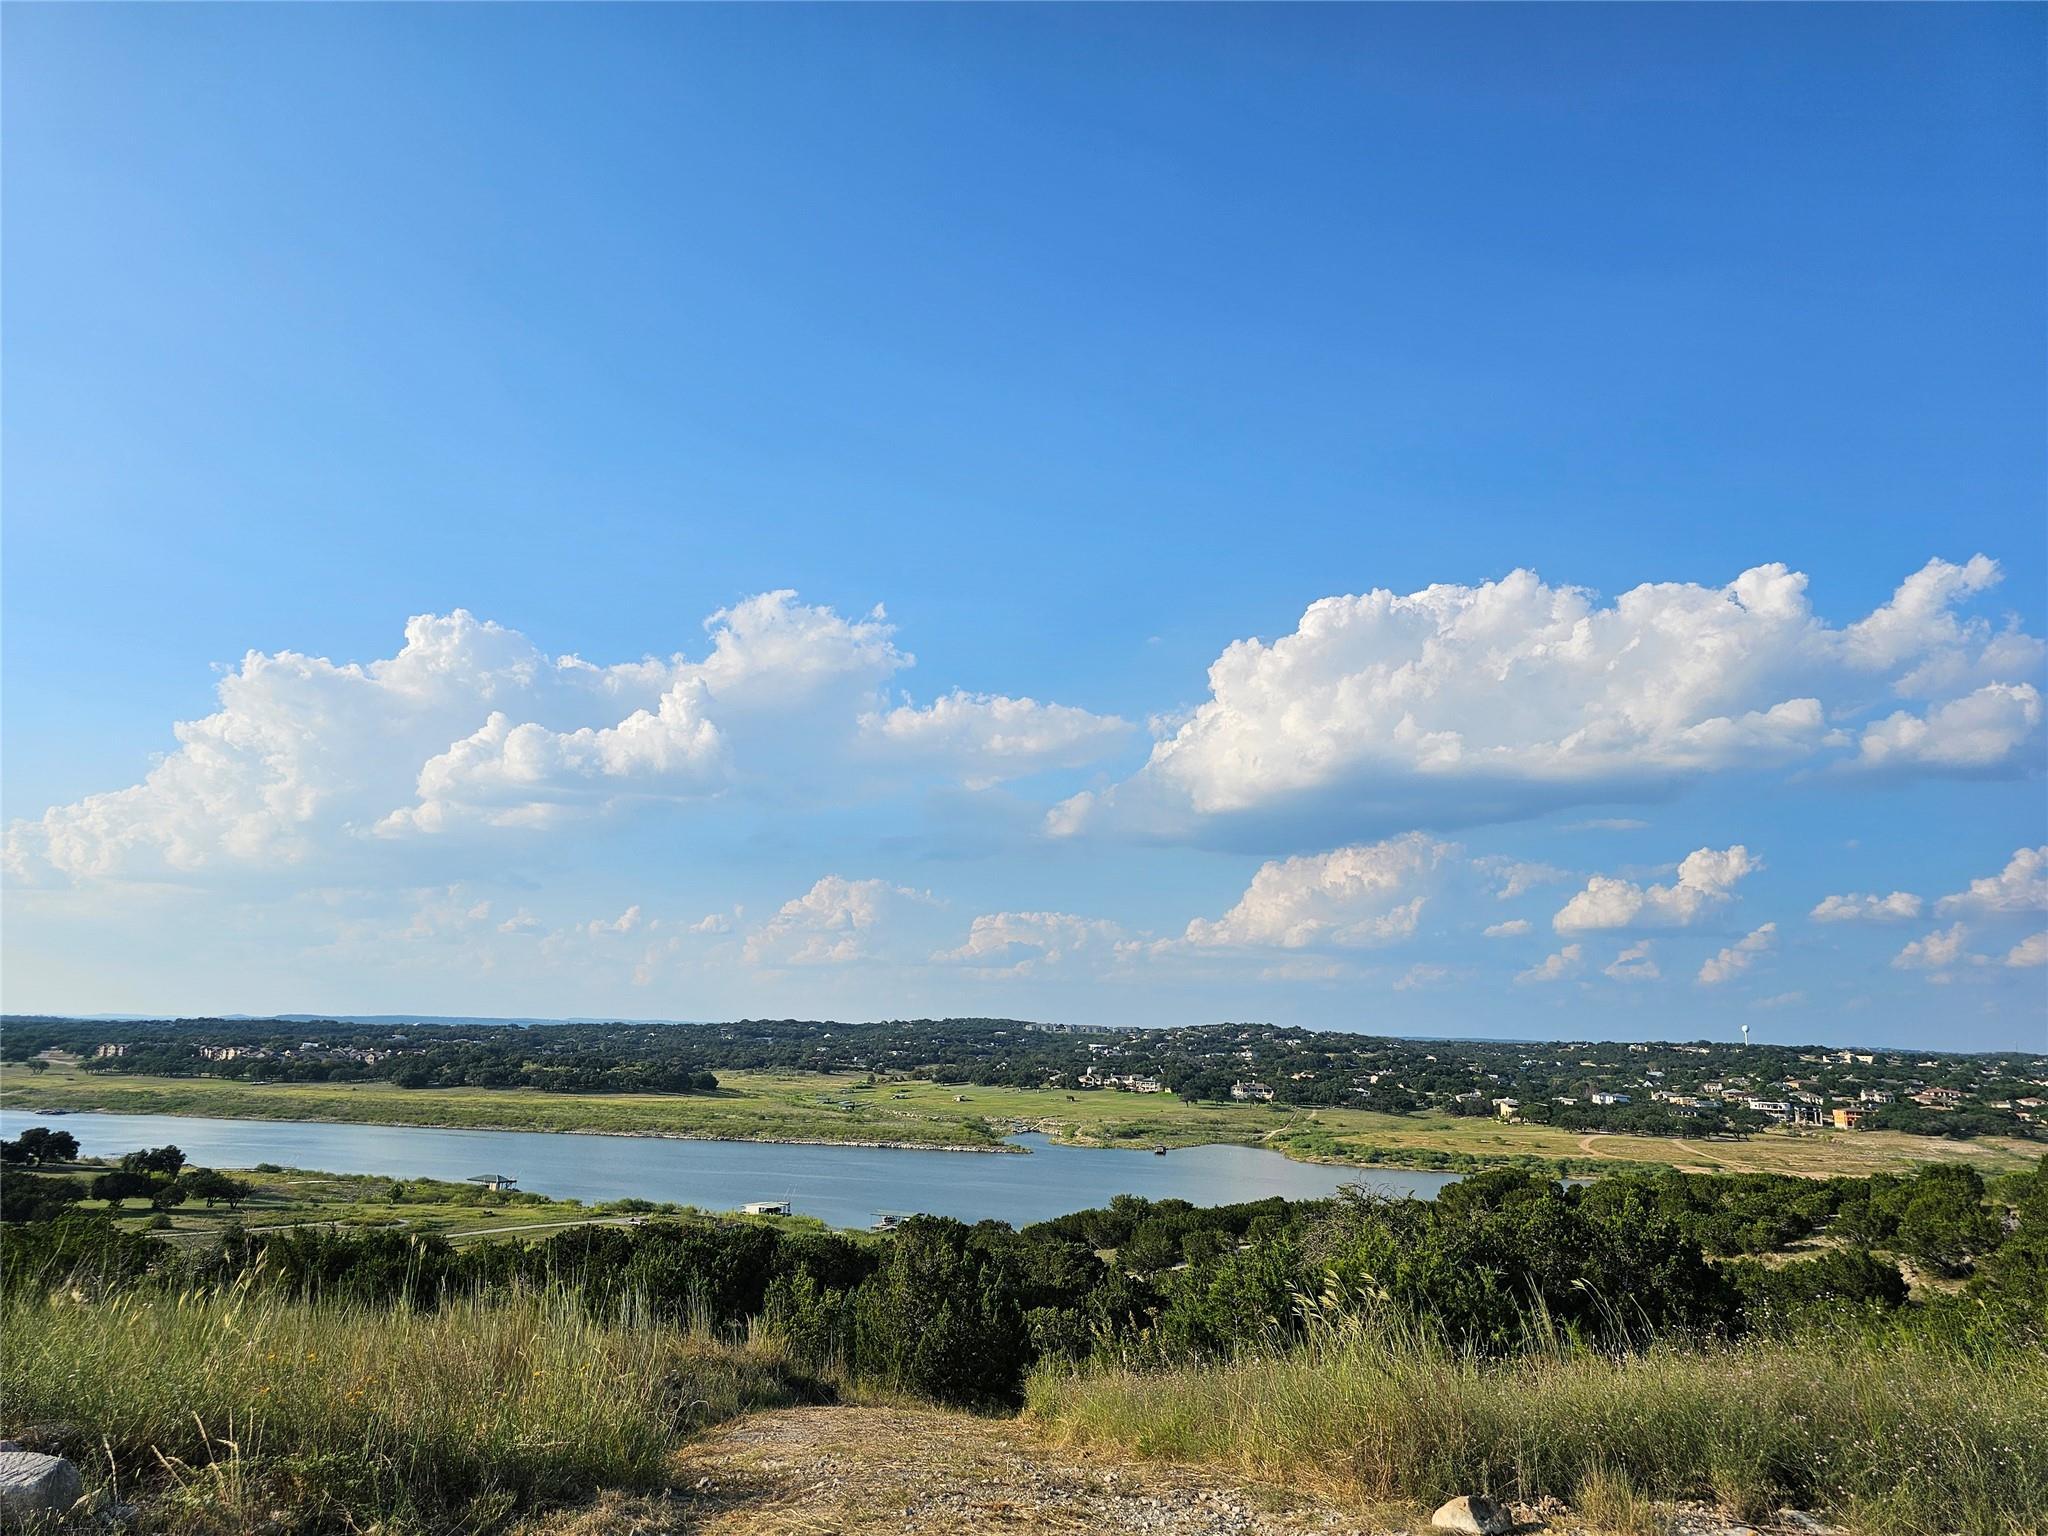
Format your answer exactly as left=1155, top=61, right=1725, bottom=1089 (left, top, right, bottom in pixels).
left=468, top=1173, right=519, bottom=1192
left=1590, top=1092, right=1631, bottom=1106
left=93, top=1043, right=130, bottom=1059
left=1859, top=1089, right=1895, bottom=1104
left=1493, top=1098, right=1521, bottom=1119
left=1105, top=1073, right=1164, bottom=1093
left=1830, top=1108, right=1864, bottom=1130
left=1230, top=1081, right=1275, bottom=1102
left=742, top=1199, right=791, bottom=1216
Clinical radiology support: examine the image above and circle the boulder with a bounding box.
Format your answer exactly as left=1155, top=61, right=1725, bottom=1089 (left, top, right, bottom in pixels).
left=1433, top=1493, right=1514, bottom=1535
left=0, top=1449, right=83, bottom=1521
left=1776, top=1513, right=1836, bottom=1535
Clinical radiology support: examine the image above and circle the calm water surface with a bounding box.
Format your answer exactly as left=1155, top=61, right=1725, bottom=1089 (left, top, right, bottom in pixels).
left=0, top=1109, right=1458, bottom=1229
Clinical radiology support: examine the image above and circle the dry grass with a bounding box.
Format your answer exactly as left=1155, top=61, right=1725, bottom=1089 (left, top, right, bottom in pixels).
left=1572, top=1463, right=1664, bottom=1535
left=0, top=1281, right=815, bottom=1532
left=1026, top=1323, right=2048, bottom=1536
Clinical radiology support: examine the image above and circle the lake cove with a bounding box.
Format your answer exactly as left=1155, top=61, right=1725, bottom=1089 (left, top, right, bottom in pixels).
left=1, top=1110, right=1457, bottom=1228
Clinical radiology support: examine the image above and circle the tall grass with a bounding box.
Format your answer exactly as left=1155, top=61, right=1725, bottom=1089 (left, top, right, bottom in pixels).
left=1026, top=1321, right=2048, bottom=1536
left=0, top=1281, right=815, bottom=1532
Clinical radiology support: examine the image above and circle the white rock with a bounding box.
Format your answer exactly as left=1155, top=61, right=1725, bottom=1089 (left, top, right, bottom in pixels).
left=0, top=1450, right=83, bottom=1520
left=1433, top=1494, right=1514, bottom=1535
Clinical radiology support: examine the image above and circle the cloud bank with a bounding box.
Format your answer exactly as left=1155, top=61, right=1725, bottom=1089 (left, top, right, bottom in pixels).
left=6, top=594, right=1128, bottom=883
left=1050, top=556, right=2042, bottom=844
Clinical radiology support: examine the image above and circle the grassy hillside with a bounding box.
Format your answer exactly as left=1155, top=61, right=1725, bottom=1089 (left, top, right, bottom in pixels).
left=8, top=1283, right=2042, bottom=1534
left=1027, top=1323, right=2048, bottom=1536
left=0, top=1284, right=816, bottom=1532
left=5, top=1153, right=2042, bottom=1533
left=8, top=1060, right=2038, bottom=1178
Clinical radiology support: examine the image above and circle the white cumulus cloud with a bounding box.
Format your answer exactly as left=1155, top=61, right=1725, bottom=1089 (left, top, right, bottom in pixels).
left=1483, top=919, right=1532, bottom=938
left=1553, top=845, right=1759, bottom=933
left=935, top=911, right=1123, bottom=976
left=1048, top=556, right=2043, bottom=843
left=1937, top=847, right=2048, bottom=916
left=860, top=692, right=1131, bottom=789
left=1810, top=891, right=1922, bottom=924
left=1698, top=923, right=1777, bottom=985
left=1856, top=684, right=2043, bottom=771
left=1517, top=944, right=1584, bottom=984
left=1892, top=923, right=1976, bottom=973
left=2005, top=932, right=2048, bottom=969
left=1604, top=942, right=1661, bottom=982
left=1478, top=858, right=1570, bottom=901
left=5, top=593, right=1122, bottom=882
left=1179, top=833, right=1447, bottom=950
left=742, top=875, right=928, bottom=968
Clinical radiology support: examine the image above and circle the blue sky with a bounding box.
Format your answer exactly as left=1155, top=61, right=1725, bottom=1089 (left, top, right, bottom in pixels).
left=4, top=5, right=2043, bottom=1048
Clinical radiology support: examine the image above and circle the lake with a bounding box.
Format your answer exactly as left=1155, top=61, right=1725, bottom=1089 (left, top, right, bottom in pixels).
left=1, top=1108, right=1460, bottom=1229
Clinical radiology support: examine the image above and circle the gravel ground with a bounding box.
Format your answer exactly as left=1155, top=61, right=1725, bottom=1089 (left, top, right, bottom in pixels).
left=521, top=1404, right=1400, bottom=1535
left=515, top=1405, right=1847, bottom=1536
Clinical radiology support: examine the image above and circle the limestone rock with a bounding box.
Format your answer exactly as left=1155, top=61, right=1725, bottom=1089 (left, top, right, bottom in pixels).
left=0, top=1449, right=83, bottom=1521
left=1433, top=1494, right=1514, bottom=1535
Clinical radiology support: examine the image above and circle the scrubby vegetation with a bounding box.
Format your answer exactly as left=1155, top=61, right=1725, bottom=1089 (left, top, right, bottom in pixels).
left=2, top=1152, right=2043, bottom=1531
left=1027, top=1326, right=2048, bottom=1536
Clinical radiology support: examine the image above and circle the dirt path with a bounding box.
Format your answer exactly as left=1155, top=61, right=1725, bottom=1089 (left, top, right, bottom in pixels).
left=1575, top=1133, right=1730, bottom=1173
left=522, top=1405, right=1392, bottom=1535
left=514, top=1404, right=1842, bottom=1536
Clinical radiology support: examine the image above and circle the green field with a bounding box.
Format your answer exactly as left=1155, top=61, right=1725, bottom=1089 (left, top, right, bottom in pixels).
left=6, top=1060, right=2039, bottom=1180
left=23, top=1155, right=863, bottom=1250
left=28, top=1159, right=799, bottom=1251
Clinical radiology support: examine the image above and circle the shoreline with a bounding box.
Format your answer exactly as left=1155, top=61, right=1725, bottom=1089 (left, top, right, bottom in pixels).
left=2, top=1097, right=1031, bottom=1155
left=1, top=1094, right=1503, bottom=1178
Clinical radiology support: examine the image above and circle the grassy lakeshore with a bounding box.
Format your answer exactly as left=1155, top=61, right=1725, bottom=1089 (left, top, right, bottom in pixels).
left=32, top=1160, right=804, bottom=1250
left=6, top=1060, right=2039, bottom=1179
